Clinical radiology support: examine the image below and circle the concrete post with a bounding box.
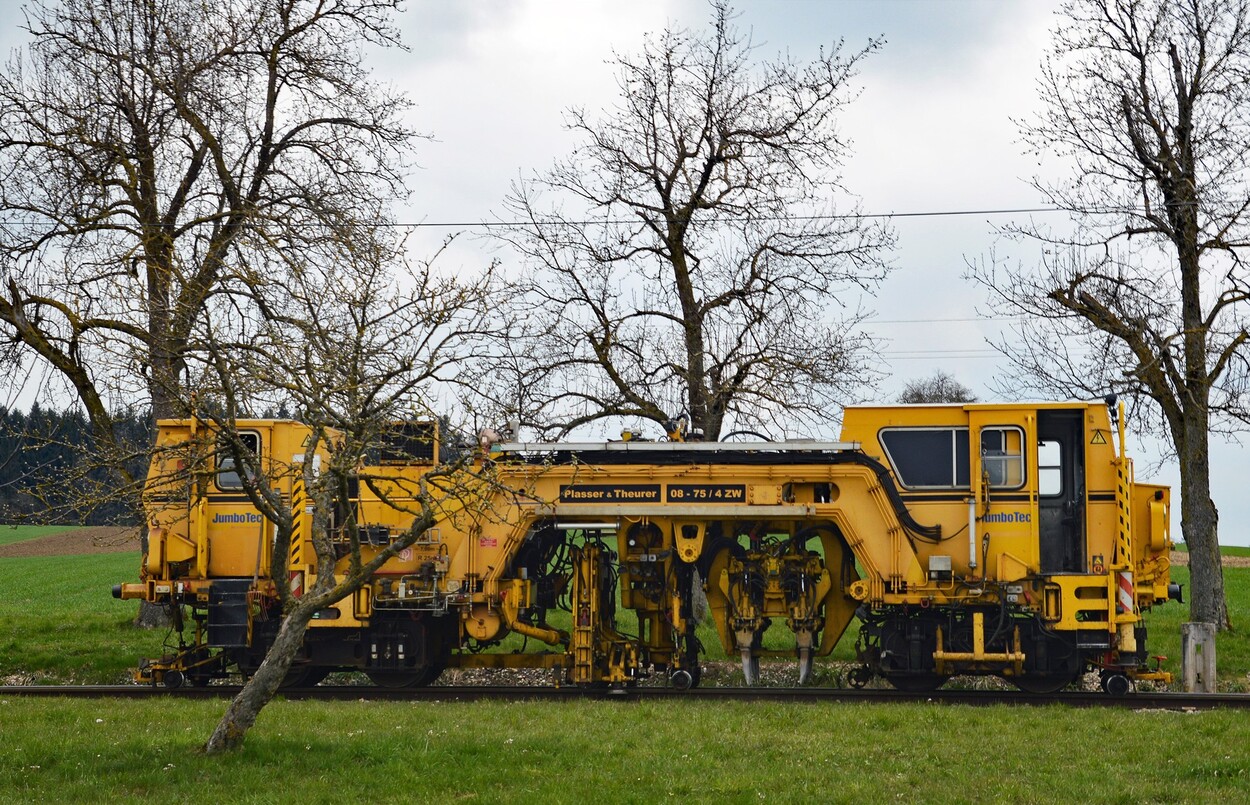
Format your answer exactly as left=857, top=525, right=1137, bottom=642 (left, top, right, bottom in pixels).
left=1181, top=622, right=1217, bottom=693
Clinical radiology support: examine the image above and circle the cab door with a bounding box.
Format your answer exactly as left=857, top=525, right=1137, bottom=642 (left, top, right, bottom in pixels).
left=967, top=410, right=1031, bottom=575
left=1036, top=409, right=1085, bottom=573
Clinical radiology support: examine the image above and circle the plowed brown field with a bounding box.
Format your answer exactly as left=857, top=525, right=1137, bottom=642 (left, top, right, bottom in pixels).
left=0, top=527, right=140, bottom=558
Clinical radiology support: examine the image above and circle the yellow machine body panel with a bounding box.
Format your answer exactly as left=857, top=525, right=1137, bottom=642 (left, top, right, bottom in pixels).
left=141, top=420, right=320, bottom=581
left=119, top=400, right=1176, bottom=691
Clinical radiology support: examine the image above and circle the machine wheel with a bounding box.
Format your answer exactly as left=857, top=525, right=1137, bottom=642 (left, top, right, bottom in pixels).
left=278, top=664, right=330, bottom=689
left=1100, top=672, right=1134, bottom=696
left=847, top=666, right=872, bottom=689
left=365, top=670, right=427, bottom=688
left=885, top=673, right=947, bottom=693
left=365, top=614, right=452, bottom=687
left=1012, top=670, right=1078, bottom=694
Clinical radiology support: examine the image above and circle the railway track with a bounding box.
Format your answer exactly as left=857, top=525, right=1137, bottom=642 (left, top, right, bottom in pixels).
left=3, top=684, right=1248, bottom=709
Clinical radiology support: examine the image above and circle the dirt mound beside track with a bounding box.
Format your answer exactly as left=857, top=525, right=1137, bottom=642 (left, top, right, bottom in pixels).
left=0, top=526, right=141, bottom=558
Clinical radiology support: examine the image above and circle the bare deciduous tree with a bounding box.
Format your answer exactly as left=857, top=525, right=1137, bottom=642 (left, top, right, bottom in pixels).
left=0, top=0, right=417, bottom=476
left=190, top=241, right=498, bottom=754
left=898, top=371, right=976, bottom=404
left=970, top=0, right=1250, bottom=627
left=0, top=0, right=419, bottom=625
left=488, top=1, right=892, bottom=441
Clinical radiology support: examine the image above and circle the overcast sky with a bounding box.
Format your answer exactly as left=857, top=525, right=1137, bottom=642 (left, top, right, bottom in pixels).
left=386, top=0, right=1059, bottom=387
left=380, top=0, right=1056, bottom=396
left=2, top=0, right=1244, bottom=543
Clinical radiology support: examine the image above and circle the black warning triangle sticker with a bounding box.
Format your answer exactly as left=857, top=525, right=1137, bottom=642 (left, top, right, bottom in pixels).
left=1090, top=431, right=1108, bottom=444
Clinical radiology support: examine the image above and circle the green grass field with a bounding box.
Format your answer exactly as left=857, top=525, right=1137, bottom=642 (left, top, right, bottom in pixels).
left=1, top=697, right=1248, bottom=802
left=0, top=549, right=155, bottom=684
left=1143, top=564, right=1250, bottom=690
left=1174, top=543, right=1250, bottom=557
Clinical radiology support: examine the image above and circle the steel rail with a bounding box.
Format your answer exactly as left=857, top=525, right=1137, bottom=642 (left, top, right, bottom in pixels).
left=3, top=685, right=1248, bottom=709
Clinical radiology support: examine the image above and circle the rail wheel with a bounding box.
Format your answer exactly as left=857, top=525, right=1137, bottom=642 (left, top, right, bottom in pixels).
left=235, top=652, right=331, bottom=688
left=365, top=669, right=425, bottom=688
left=416, top=661, right=447, bottom=686
left=1013, top=669, right=1079, bottom=694
left=885, top=673, right=948, bottom=692
left=365, top=658, right=448, bottom=688
left=183, top=647, right=220, bottom=687
left=285, top=666, right=331, bottom=688
left=261, top=663, right=330, bottom=689
left=365, top=614, right=452, bottom=687
left=669, top=667, right=697, bottom=690
left=1100, top=671, right=1134, bottom=696
left=847, top=666, right=872, bottom=688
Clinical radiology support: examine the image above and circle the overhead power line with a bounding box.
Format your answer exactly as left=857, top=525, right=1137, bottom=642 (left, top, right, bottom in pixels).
left=2, top=200, right=1202, bottom=230
left=883, top=353, right=1005, bottom=361
left=871, top=315, right=1021, bottom=324
left=0, top=204, right=1090, bottom=230
left=392, top=206, right=1066, bottom=228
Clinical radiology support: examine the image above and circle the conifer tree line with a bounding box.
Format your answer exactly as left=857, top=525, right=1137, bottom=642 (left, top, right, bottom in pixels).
left=0, top=405, right=150, bottom=525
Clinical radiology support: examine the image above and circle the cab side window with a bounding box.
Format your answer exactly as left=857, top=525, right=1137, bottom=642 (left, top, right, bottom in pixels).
left=880, top=428, right=970, bottom=489
left=1037, top=439, right=1063, bottom=496
left=216, top=432, right=261, bottom=490
left=880, top=426, right=1025, bottom=490
left=981, top=427, right=1025, bottom=488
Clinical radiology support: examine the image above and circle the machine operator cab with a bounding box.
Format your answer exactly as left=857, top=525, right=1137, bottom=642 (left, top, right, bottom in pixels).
left=844, top=403, right=1172, bottom=630
left=837, top=400, right=1175, bottom=692
left=842, top=401, right=1135, bottom=580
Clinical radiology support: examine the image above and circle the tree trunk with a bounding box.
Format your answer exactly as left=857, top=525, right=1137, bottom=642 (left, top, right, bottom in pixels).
left=1178, top=418, right=1230, bottom=629
left=133, top=601, right=170, bottom=628
left=204, top=608, right=314, bottom=754
left=137, top=316, right=182, bottom=629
